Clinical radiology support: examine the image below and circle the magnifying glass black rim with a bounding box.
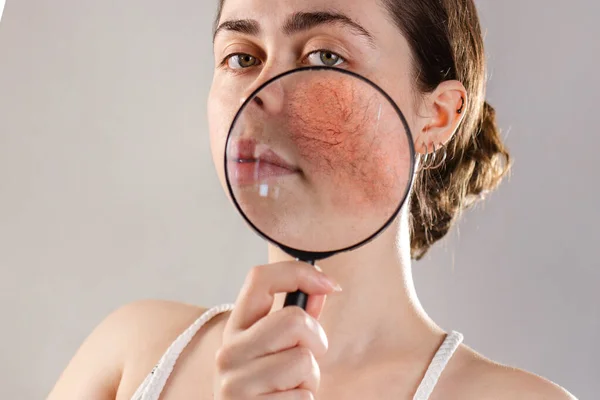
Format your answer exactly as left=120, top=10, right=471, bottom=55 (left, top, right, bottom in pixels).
left=224, top=66, right=416, bottom=261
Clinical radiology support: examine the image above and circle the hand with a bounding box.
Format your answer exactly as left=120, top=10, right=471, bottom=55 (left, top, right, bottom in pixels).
left=213, top=261, right=341, bottom=399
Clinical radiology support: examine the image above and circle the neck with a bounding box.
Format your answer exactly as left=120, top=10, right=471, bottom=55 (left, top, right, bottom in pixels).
left=269, top=208, right=445, bottom=372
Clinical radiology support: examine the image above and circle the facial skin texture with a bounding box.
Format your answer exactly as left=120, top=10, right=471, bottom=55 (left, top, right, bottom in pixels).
left=287, top=73, right=408, bottom=207
left=226, top=69, right=411, bottom=252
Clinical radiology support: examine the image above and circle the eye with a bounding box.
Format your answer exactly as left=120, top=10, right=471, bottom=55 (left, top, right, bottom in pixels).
left=306, top=50, right=345, bottom=67
left=226, top=53, right=261, bottom=69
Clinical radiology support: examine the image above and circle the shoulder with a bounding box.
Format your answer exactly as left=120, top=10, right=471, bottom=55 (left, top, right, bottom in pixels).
left=48, top=299, right=220, bottom=399
left=107, top=299, right=226, bottom=375
left=107, top=299, right=212, bottom=348
left=113, top=300, right=233, bottom=398
left=435, top=343, right=577, bottom=400
left=84, top=299, right=213, bottom=368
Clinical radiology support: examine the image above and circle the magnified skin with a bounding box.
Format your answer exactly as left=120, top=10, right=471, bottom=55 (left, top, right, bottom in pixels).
left=227, top=70, right=412, bottom=253
left=288, top=75, right=405, bottom=211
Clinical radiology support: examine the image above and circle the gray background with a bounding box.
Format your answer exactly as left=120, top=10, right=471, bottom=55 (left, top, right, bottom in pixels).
left=0, top=0, right=597, bottom=398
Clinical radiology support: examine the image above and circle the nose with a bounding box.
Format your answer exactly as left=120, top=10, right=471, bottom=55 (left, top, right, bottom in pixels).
left=240, top=71, right=286, bottom=116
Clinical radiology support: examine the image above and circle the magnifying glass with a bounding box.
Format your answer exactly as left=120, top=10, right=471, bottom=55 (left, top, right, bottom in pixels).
left=224, top=66, right=415, bottom=310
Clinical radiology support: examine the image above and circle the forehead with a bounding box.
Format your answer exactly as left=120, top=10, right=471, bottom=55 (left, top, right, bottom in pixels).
left=219, top=0, right=387, bottom=35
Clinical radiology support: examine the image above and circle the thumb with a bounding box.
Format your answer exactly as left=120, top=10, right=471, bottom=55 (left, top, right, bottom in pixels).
left=306, top=294, right=327, bottom=320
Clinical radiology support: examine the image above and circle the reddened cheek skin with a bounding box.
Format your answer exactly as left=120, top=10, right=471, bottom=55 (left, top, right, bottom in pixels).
left=287, top=76, right=404, bottom=209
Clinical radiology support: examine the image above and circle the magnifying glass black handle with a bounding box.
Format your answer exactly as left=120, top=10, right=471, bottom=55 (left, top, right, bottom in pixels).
left=283, top=290, right=308, bottom=309
left=283, top=259, right=314, bottom=310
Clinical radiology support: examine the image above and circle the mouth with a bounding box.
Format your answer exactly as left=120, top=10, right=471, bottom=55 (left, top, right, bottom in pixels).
left=227, top=138, right=301, bottom=185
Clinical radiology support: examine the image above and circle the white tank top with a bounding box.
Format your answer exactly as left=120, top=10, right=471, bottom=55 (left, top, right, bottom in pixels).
left=130, top=303, right=463, bottom=400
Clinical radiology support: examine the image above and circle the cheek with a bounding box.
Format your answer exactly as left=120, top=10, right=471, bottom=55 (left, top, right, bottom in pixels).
left=375, top=76, right=419, bottom=138
left=286, top=78, right=401, bottom=206
left=207, top=85, right=238, bottom=188
left=207, top=96, right=223, bottom=160
left=287, top=79, right=365, bottom=163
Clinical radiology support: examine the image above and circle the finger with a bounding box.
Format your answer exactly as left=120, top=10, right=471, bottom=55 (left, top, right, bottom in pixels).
left=218, top=306, right=327, bottom=367
left=305, top=294, right=326, bottom=321
left=225, top=261, right=339, bottom=334
left=224, top=346, right=320, bottom=396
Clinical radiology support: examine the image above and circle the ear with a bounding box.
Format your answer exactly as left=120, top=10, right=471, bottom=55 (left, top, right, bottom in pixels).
left=414, top=80, right=467, bottom=155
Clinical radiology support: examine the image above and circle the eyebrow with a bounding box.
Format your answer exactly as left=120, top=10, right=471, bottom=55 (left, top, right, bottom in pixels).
left=213, top=19, right=260, bottom=41
left=213, top=11, right=375, bottom=47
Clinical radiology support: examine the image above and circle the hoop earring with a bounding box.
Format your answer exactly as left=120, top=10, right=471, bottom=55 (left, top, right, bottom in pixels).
left=457, top=97, right=465, bottom=114
left=429, top=144, right=448, bottom=169
left=420, top=142, right=448, bottom=171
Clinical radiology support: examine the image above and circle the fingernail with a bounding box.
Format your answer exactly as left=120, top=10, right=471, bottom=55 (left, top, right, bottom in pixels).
left=331, top=283, right=343, bottom=292
left=313, top=265, right=342, bottom=292
left=318, top=275, right=343, bottom=292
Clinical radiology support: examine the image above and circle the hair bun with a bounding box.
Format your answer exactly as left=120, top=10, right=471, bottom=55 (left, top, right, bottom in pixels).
left=410, top=100, right=511, bottom=260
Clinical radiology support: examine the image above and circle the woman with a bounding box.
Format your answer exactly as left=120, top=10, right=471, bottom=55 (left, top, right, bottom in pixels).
left=48, top=0, right=576, bottom=399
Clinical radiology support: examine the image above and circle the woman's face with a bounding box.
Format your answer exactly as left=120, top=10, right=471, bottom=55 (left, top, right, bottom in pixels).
left=208, top=0, right=418, bottom=251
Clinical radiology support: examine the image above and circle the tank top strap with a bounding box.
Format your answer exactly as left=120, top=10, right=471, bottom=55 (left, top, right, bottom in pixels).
left=131, top=303, right=235, bottom=400
left=413, top=331, right=464, bottom=400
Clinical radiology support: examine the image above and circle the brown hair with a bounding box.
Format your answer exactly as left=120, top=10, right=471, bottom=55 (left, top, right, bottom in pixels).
left=381, top=0, right=510, bottom=259
left=214, top=0, right=511, bottom=260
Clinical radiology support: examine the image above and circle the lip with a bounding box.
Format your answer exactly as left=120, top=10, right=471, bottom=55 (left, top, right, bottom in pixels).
left=227, top=138, right=300, bottom=185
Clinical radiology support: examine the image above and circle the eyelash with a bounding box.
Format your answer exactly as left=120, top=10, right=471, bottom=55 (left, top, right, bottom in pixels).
left=220, top=49, right=347, bottom=71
